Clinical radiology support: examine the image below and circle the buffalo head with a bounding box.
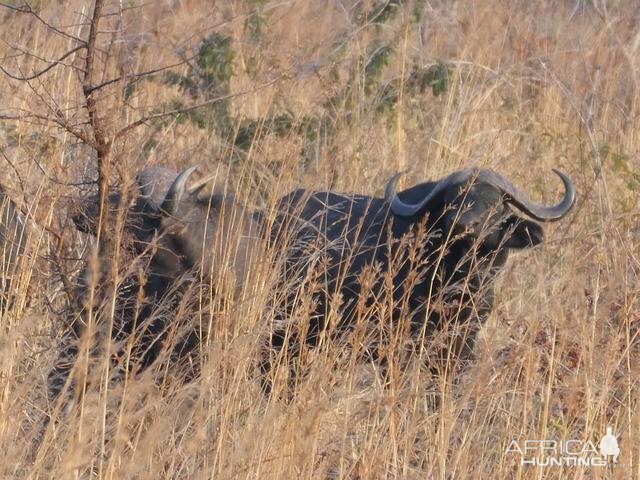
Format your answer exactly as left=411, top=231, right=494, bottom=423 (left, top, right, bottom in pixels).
left=154, top=166, right=260, bottom=289
left=71, top=165, right=260, bottom=296
left=72, top=166, right=180, bottom=254
left=385, top=168, right=575, bottom=252
left=50, top=165, right=260, bottom=409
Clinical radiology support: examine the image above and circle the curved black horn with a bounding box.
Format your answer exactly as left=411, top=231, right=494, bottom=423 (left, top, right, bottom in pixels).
left=484, top=169, right=575, bottom=222
left=386, top=168, right=575, bottom=221
left=385, top=169, right=474, bottom=217
left=160, top=165, right=198, bottom=216
left=187, top=173, right=218, bottom=195
left=136, top=167, right=182, bottom=202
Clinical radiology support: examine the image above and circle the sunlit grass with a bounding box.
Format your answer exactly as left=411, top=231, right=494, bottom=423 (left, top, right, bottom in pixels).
left=0, top=1, right=638, bottom=478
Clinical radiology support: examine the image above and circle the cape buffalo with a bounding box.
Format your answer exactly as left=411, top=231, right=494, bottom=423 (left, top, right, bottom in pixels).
left=48, top=166, right=260, bottom=406
left=261, top=168, right=575, bottom=391
left=0, top=185, right=27, bottom=312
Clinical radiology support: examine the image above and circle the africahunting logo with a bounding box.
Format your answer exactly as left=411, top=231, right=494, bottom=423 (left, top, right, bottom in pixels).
left=505, top=427, right=624, bottom=467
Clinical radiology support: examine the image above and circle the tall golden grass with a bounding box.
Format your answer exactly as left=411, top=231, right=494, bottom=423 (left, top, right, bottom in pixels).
left=0, top=0, right=638, bottom=478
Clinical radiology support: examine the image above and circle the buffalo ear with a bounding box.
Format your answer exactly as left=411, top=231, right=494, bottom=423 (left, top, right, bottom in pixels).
left=502, top=216, right=544, bottom=249
left=72, top=212, right=94, bottom=235
left=72, top=193, right=109, bottom=236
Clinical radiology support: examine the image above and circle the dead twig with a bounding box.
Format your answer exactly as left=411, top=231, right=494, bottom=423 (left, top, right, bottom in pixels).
left=113, top=77, right=282, bottom=140
left=0, top=45, right=86, bottom=81
left=0, top=1, right=85, bottom=43
left=84, top=59, right=193, bottom=96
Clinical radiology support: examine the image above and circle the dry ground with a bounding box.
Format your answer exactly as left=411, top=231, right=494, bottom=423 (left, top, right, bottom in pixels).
left=0, top=0, right=639, bottom=478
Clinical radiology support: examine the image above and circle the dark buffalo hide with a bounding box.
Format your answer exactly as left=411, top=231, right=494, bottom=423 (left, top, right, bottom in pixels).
left=261, top=169, right=575, bottom=391
left=0, top=185, right=27, bottom=312
left=48, top=166, right=260, bottom=408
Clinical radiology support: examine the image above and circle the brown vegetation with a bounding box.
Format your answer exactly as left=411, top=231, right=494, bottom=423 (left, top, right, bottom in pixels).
left=0, top=0, right=638, bottom=478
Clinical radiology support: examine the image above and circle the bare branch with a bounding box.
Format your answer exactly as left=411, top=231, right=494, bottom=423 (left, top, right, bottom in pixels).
left=81, top=0, right=114, bottom=276
left=0, top=1, right=85, bottom=43
left=83, top=1, right=103, bottom=88
left=0, top=45, right=86, bottom=81
left=0, top=110, right=97, bottom=148
left=113, top=78, right=282, bottom=141
left=49, top=234, right=78, bottom=311
left=85, top=58, right=196, bottom=95
left=83, top=0, right=109, bottom=153
left=31, top=154, right=97, bottom=188
left=0, top=146, right=26, bottom=196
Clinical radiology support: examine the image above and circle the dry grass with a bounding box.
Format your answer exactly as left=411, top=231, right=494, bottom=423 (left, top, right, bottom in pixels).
left=1, top=0, right=639, bottom=478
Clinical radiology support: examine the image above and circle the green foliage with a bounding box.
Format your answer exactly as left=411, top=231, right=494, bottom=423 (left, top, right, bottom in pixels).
left=156, top=32, right=235, bottom=131
left=140, top=138, right=158, bottom=161
left=412, top=62, right=452, bottom=97
left=364, top=44, right=394, bottom=94
left=600, top=143, right=629, bottom=172
left=244, top=55, right=261, bottom=80
left=363, top=61, right=456, bottom=116
left=123, top=81, right=137, bottom=101
left=356, top=0, right=402, bottom=26
left=414, top=0, right=427, bottom=23
left=234, top=114, right=293, bottom=151
left=196, top=33, right=234, bottom=94
left=231, top=2, right=455, bottom=170
left=232, top=113, right=331, bottom=167
left=600, top=143, right=639, bottom=191
left=147, top=0, right=452, bottom=172
left=245, top=0, right=268, bottom=43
